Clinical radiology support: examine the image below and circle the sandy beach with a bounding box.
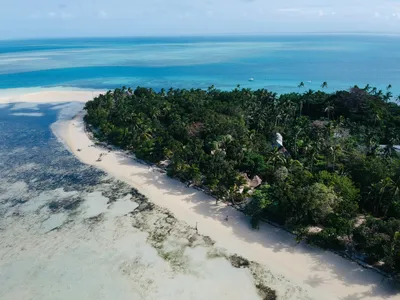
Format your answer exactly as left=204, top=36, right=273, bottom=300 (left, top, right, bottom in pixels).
left=0, top=87, right=104, bottom=105
left=1, top=88, right=399, bottom=300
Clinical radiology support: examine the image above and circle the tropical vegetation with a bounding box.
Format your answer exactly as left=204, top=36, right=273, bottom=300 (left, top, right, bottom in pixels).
left=84, top=84, right=400, bottom=276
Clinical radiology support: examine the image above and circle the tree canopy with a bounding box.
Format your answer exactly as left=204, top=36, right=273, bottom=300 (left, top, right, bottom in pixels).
left=84, top=85, right=400, bottom=275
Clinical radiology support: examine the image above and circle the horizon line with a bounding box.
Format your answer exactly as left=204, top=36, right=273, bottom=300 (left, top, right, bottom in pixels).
left=2, top=31, right=400, bottom=41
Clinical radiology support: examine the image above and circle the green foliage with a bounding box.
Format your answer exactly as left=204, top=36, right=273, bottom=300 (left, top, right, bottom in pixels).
left=301, top=182, right=339, bottom=224
left=84, top=85, right=400, bottom=274
left=245, top=184, right=272, bottom=228
left=307, top=228, right=345, bottom=250
left=353, top=218, right=400, bottom=268
left=240, top=151, right=267, bottom=178
left=317, top=171, right=359, bottom=218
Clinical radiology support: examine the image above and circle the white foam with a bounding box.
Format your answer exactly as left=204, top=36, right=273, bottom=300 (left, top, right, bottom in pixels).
left=10, top=102, right=40, bottom=110
left=10, top=112, right=44, bottom=117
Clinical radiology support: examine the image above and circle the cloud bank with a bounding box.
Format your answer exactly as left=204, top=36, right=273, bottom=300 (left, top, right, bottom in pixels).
left=1, top=0, right=400, bottom=38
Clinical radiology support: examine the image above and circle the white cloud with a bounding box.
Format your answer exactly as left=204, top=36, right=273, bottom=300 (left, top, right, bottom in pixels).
left=5, top=0, right=400, bottom=38
left=45, top=11, right=73, bottom=19
left=60, top=12, right=73, bottom=19
left=98, top=10, right=108, bottom=19
left=277, top=7, right=333, bottom=17
left=277, top=8, right=303, bottom=13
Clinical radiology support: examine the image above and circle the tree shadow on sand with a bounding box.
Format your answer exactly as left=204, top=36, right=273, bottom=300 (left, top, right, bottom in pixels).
left=115, top=153, right=399, bottom=299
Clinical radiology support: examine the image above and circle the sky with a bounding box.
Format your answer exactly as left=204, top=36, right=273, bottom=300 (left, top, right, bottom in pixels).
left=1, top=0, right=400, bottom=39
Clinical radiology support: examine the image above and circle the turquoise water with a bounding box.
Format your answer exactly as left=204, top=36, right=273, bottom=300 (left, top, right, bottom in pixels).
left=1, top=35, right=400, bottom=94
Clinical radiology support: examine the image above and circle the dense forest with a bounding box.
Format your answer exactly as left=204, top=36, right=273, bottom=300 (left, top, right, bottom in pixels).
left=84, top=84, right=400, bottom=276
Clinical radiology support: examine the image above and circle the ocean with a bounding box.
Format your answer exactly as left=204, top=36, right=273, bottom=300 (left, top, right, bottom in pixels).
left=1, top=35, right=400, bottom=94
left=1, top=35, right=399, bottom=299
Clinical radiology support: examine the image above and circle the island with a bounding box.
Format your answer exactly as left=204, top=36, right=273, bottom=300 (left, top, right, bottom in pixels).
left=83, top=84, right=400, bottom=279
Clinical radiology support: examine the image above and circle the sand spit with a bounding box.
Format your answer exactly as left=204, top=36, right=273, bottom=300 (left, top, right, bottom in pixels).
left=0, top=87, right=104, bottom=105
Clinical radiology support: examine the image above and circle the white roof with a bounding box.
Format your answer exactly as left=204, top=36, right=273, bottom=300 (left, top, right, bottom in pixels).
left=379, top=145, right=400, bottom=152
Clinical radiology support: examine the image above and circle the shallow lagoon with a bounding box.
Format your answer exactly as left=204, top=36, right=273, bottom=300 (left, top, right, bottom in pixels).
left=1, top=35, right=400, bottom=93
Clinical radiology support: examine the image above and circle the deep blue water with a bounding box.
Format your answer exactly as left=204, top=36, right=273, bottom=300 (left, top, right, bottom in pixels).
left=1, top=35, right=400, bottom=94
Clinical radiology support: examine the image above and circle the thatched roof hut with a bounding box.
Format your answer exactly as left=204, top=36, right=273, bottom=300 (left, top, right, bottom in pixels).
left=240, top=173, right=262, bottom=189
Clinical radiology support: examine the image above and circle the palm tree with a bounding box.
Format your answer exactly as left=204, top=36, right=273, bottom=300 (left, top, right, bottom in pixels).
left=126, top=87, right=133, bottom=96
left=383, top=135, right=399, bottom=158
left=210, top=135, right=234, bottom=154
left=373, top=112, right=382, bottom=126
left=392, top=175, right=400, bottom=198
left=298, top=82, right=305, bottom=88
left=363, top=84, right=371, bottom=92
left=208, top=85, right=216, bottom=94
left=321, top=81, right=328, bottom=89
left=304, top=142, right=318, bottom=172
left=160, top=88, right=166, bottom=97
left=329, top=143, right=342, bottom=171
left=383, top=145, right=396, bottom=158
left=384, top=91, right=393, bottom=102
left=267, top=149, right=287, bottom=168
left=298, top=100, right=304, bottom=117
left=293, top=128, right=302, bottom=158
left=324, top=104, right=335, bottom=120
left=387, top=84, right=392, bottom=91
left=370, top=177, right=400, bottom=215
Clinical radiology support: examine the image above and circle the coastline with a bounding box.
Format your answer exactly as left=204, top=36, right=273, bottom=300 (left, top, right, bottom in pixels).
left=1, top=88, right=280, bottom=300
left=1, top=88, right=398, bottom=299
left=56, top=101, right=396, bottom=298
left=0, top=87, right=105, bottom=104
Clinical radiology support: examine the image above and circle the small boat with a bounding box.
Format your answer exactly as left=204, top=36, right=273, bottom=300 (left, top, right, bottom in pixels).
left=248, top=78, right=254, bottom=82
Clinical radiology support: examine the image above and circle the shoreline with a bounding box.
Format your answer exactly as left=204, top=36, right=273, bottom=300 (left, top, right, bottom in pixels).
left=1, top=88, right=398, bottom=299
left=0, top=87, right=105, bottom=104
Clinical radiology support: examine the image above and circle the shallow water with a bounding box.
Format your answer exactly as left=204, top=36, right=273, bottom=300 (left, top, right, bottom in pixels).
left=1, top=103, right=308, bottom=300
left=0, top=102, right=101, bottom=201
left=1, top=35, right=400, bottom=94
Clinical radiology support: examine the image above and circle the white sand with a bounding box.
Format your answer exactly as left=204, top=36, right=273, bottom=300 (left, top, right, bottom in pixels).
left=10, top=112, right=44, bottom=117
left=1, top=185, right=262, bottom=300
left=1, top=88, right=399, bottom=300
left=0, top=87, right=104, bottom=105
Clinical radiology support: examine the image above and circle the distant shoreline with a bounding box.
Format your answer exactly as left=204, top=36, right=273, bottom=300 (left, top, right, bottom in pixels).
left=3, top=32, right=400, bottom=41
left=1, top=36, right=400, bottom=94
